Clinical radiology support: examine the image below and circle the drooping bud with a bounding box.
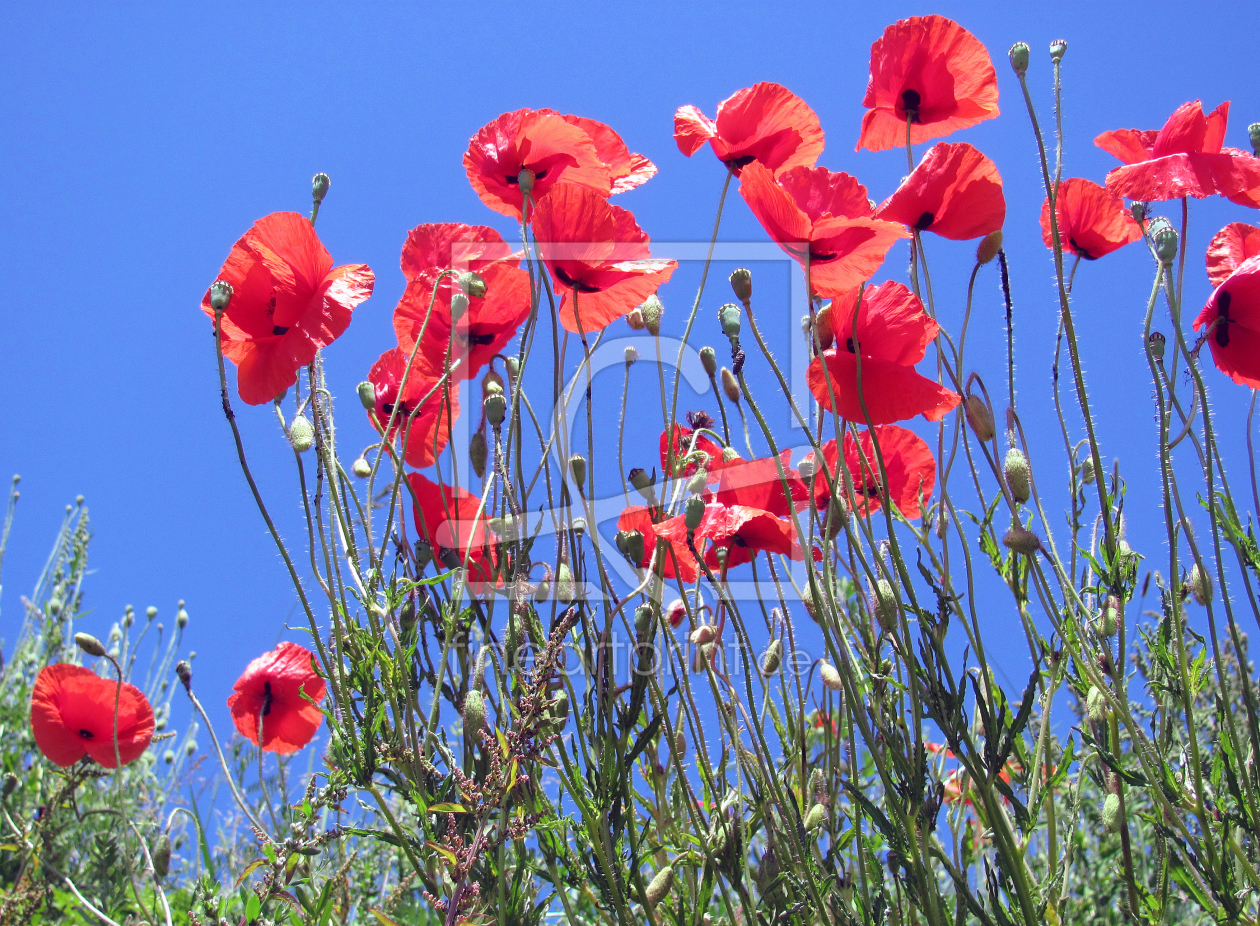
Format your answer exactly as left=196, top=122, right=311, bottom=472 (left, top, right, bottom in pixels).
left=873, top=580, right=898, bottom=631
left=1049, top=38, right=1067, bottom=61
left=813, top=305, right=835, bottom=350
left=674, top=726, right=687, bottom=757
left=1081, top=457, right=1096, bottom=485
left=692, top=643, right=712, bottom=672
left=463, top=689, right=486, bottom=732
left=804, top=803, right=827, bottom=832
left=1009, top=42, right=1030, bottom=76
left=820, top=662, right=844, bottom=692
left=152, top=834, right=172, bottom=880
left=684, top=496, right=706, bottom=532
left=645, top=866, right=674, bottom=907
left=628, top=467, right=655, bottom=499
left=1002, top=527, right=1042, bottom=555
left=469, top=431, right=488, bottom=479
left=964, top=394, right=996, bottom=442
left=1004, top=448, right=1031, bottom=503
left=553, top=563, right=575, bottom=604
left=209, top=281, right=233, bottom=315
left=482, top=370, right=505, bottom=398
left=1154, top=225, right=1179, bottom=265
left=457, top=271, right=487, bottom=298
left=718, top=302, right=742, bottom=339
left=640, top=295, right=664, bottom=336
left=802, top=584, right=818, bottom=620
left=1250, top=123, right=1260, bottom=157
left=569, top=453, right=587, bottom=489
left=976, top=229, right=1003, bottom=265
left=690, top=624, right=716, bottom=646
left=1102, top=792, right=1122, bottom=832
left=1148, top=331, right=1166, bottom=361
left=1188, top=563, right=1213, bottom=605
left=634, top=603, right=655, bottom=638
left=289, top=415, right=315, bottom=453
left=760, top=639, right=783, bottom=675
left=357, top=381, right=376, bottom=409
left=516, top=168, right=535, bottom=195
left=687, top=468, right=709, bottom=494
left=484, top=393, right=507, bottom=427
left=615, top=529, right=645, bottom=565
left=729, top=267, right=753, bottom=303
left=74, top=632, right=107, bottom=658
left=721, top=368, right=741, bottom=404
left=625, top=308, right=646, bottom=330
left=666, top=598, right=687, bottom=628
left=722, top=446, right=740, bottom=463
left=175, top=661, right=193, bottom=690
left=699, top=346, right=718, bottom=376
left=449, top=291, right=470, bottom=322
left=624, top=345, right=638, bottom=364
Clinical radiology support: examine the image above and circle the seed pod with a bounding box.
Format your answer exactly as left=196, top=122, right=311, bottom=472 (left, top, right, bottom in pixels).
left=289, top=415, right=315, bottom=453
left=820, top=662, right=844, bottom=692
left=352, top=457, right=372, bottom=478
left=699, top=346, right=718, bottom=376
left=450, top=291, right=470, bottom=321
left=484, top=393, right=507, bottom=427
left=976, top=229, right=1003, bottom=265
left=1250, top=123, right=1260, bottom=157
left=690, top=624, right=716, bottom=646
left=516, top=168, right=535, bottom=195
left=1188, top=563, right=1213, bottom=605
left=1086, top=686, right=1112, bottom=723
left=357, top=381, right=376, bottom=409
left=684, top=496, right=706, bottom=532
left=640, top=295, right=664, bottom=336
left=1049, top=38, right=1067, bottom=61
left=624, top=345, right=639, bottom=364
left=551, top=689, right=570, bottom=722
left=634, top=604, right=655, bottom=639
left=209, top=280, right=233, bottom=312
left=615, top=529, right=645, bottom=565
left=760, top=639, right=782, bottom=676
left=1002, top=527, right=1042, bottom=555
left=804, top=803, right=827, bottom=831
left=729, top=268, right=752, bottom=303
left=469, top=431, right=488, bottom=479
left=463, top=689, right=486, bottom=732
left=569, top=454, right=587, bottom=488
left=1004, top=448, right=1031, bottom=503
left=1009, top=42, right=1030, bottom=76
left=645, top=866, right=674, bottom=907
left=414, top=540, right=433, bottom=568
left=311, top=172, right=331, bottom=203
left=1102, top=792, right=1122, bottom=833
left=74, top=632, right=107, bottom=658
left=718, top=302, right=741, bottom=339
left=628, top=467, right=656, bottom=503
left=1148, top=331, right=1166, bottom=361
left=964, top=394, right=995, bottom=442
left=1154, top=226, right=1179, bottom=265
left=721, top=368, right=741, bottom=404
left=571, top=517, right=587, bottom=537
left=1100, top=595, right=1118, bottom=636
left=152, top=834, right=171, bottom=880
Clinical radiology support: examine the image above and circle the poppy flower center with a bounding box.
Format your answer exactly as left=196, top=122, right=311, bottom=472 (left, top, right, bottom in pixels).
left=1069, top=237, right=1097, bottom=261
left=900, top=89, right=922, bottom=123
left=381, top=401, right=413, bottom=418
left=725, top=155, right=757, bottom=170
left=553, top=267, right=603, bottom=294
left=272, top=325, right=290, bottom=336
left=261, top=681, right=273, bottom=717
left=78, top=729, right=94, bottom=739
left=914, top=212, right=935, bottom=230
left=1216, top=291, right=1232, bottom=347
left=505, top=168, right=549, bottom=185
left=458, top=328, right=499, bottom=348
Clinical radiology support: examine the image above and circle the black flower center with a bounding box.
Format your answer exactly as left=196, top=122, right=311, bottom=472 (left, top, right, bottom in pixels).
left=261, top=681, right=274, bottom=717
left=1070, top=237, right=1097, bottom=261
left=914, top=212, right=935, bottom=230
left=78, top=729, right=94, bottom=739
left=554, top=266, right=602, bottom=294
left=272, top=326, right=290, bottom=336
left=901, top=89, right=922, bottom=123
left=1217, top=291, right=1232, bottom=347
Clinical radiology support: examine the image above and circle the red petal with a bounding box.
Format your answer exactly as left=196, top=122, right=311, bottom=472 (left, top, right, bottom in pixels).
left=876, top=143, right=1005, bottom=240
left=1207, top=223, right=1260, bottom=287
left=1153, top=101, right=1209, bottom=157
left=564, top=114, right=658, bottom=193
left=1105, top=151, right=1260, bottom=202
left=710, top=82, right=824, bottom=174
left=807, top=351, right=960, bottom=424
left=674, top=105, right=717, bottom=157
left=1194, top=256, right=1260, bottom=388
left=1039, top=178, right=1141, bottom=260
left=1095, top=128, right=1159, bottom=165
left=844, top=425, right=936, bottom=518
left=830, top=281, right=939, bottom=366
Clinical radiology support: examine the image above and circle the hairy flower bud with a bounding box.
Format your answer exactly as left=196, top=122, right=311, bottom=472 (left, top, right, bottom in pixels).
left=686, top=468, right=709, bottom=495
left=357, top=381, right=376, bottom=410
left=820, top=662, right=844, bottom=692
left=722, top=446, right=740, bottom=463
left=457, top=271, right=487, bottom=298
left=1009, top=42, right=1030, bottom=76
left=812, top=305, right=835, bottom=351
left=873, top=579, right=898, bottom=631
left=1148, top=331, right=1166, bottom=361
left=469, top=431, right=488, bottom=479
left=74, top=632, right=107, bottom=658
left=1004, top=448, right=1031, bottom=503
left=964, top=394, right=995, bottom=442
left=1081, top=457, right=1096, bottom=485
left=569, top=453, right=587, bottom=489
left=730, top=267, right=753, bottom=303
left=640, top=294, right=664, bottom=336
left=625, top=308, right=646, bottom=330
left=289, top=415, right=315, bottom=453
left=674, top=726, right=687, bottom=757
left=699, top=346, right=718, bottom=376
left=1102, top=792, right=1122, bottom=832
left=516, top=167, right=535, bottom=195
left=1188, top=563, right=1213, bottom=605
left=1049, top=38, right=1067, bottom=61
left=463, top=689, right=486, bottom=732
left=555, top=563, right=575, bottom=604
left=666, top=598, right=687, bottom=628
left=1250, top=123, right=1260, bottom=157
left=684, top=495, right=706, bottom=532
left=804, top=803, right=827, bottom=832
left=1086, top=686, right=1112, bottom=724
left=1002, top=527, right=1042, bottom=555
left=481, top=370, right=504, bottom=398
left=484, top=393, right=507, bottom=427
left=760, top=639, right=782, bottom=675
left=690, top=624, right=716, bottom=646
left=975, top=229, right=1004, bottom=265
left=718, top=302, right=742, bottom=339
left=721, top=368, right=741, bottom=404
left=1100, top=595, right=1118, bottom=636
left=209, top=280, right=233, bottom=313
left=645, top=866, right=674, bottom=907
left=176, top=603, right=189, bottom=629
left=152, top=834, right=171, bottom=880
left=615, top=529, right=645, bottom=565
left=175, top=661, right=193, bottom=690
left=1154, top=225, right=1179, bottom=265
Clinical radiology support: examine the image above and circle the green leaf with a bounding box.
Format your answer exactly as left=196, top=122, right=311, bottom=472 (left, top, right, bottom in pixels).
left=245, top=893, right=262, bottom=922
left=427, top=803, right=467, bottom=813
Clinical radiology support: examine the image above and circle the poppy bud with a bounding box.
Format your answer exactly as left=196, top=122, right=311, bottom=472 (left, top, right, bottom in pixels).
left=175, top=660, right=192, bottom=690
left=645, top=866, right=674, bottom=907
left=697, top=346, right=718, bottom=376
left=414, top=540, right=433, bottom=567
left=1188, top=563, right=1213, bottom=605
left=550, top=689, right=570, bottom=722
left=802, top=584, right=818, bottom=620
left=209, top=280, right=233, bottom=313
left=1049, top=38, right=1067, bottom=61
left=533, top=575, right=550, bottom=602
left=470, top=431, right=488, bottom=479
left=976, top=230, right=1003, bottom=265
left=692, top=642, right=712, bottom=672
left=354, top=381, right=375, bottom=411
left=48, top=598, right=63, bottom=617
left=721, top=368, right=741, bottom=404
left=1131, top=202, right=1147, bottom=223
left=1148, top=331, right=1166, bottom=360
left=516, top=168, right=535, bottom=195
left=760, top=639, right=782, bottom=675
left=1250, top=123, right=1260, bottom=157
left=1009, top=42, right=1030, bottom=76
left=289, top=415, right=315, bottom=453
left=152, top=834, right=171, bottom=880
left=1086, top=685, right=1112, bottom=723
left=1002, top=527, right=1042, bottom=555
left=1102, top=792, right=1122, bottom=832
left=687, top=468, right=709, bottom=494
left=812, top=305, right=835, bottom=350
left=555, top=563, right=575, bottom=604
left=690, top=624, right=716, bottom=646
left=624, top=345, right=638, bottom=364
left=964, top=394, right=996, bottom=442
left=820, top=662, right=844, bottom=692
left=666, top=598, right=687, bottom=628
left=74, top=632, right=107, bottom=658
left=146, top=606, right=157, bottom=621
left=176, top=603, right=189, bottom=629
left=804, top=803, right=827, bottom=832
left=1081, top=457, right=1096, bottom=485
left=2, top=773, right=16, bottom=797
left=457, top=271, right=487, bottom=298
left=616, top=529, right=645, bottom=565
left=463, top=689, right=486, bottom=732
left=1100, top=595, right=1119, bottom=636
left=625, top=308, right=646, bottom=330
left=730, top=267, right=753, bottom=303
left=628, top=467, right=656, bottom=502
left=481, top=370, right=505, bottom=398
left=673, top=726, right=687, bottom=757
left=569, top=453, right=587, bottom=488
left=1004, top=448, right=1031, bottom=503
left=826, top=492, right=851, bottom=533
left=640, top=294, right=664, bottom=336
left=684, top=495, right=706, bottom=533
left=1154, top=226, right=1178, bottom=265
left=310, top=171, right=331, bottom=202
left=798, top=458, right=816, bottom=480
left=634, top=603, right=655, bottom=638
left=718, top=303, right=741, bottom=339
left=484, top=393, right=507, bottom=427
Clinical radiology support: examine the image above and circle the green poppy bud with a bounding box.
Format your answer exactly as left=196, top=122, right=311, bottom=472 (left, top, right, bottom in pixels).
left=1009, top=42, right=1030, bottom=76
left=484, top=393, right=507, bottom=427
left=469, top=431, right=488, bottom=479
left=699, top=346, right=718, bottom=376
left=74, top=632, right=107, bottom=658
left=721, top=367, right=740, bottom=404
left=481, top=370, right=504, bottom=398
left=176, top=604, right=189, bottom=629
left=414, top=540, right=433, bottom=567
left=729, top=267, right=752, bottom=303
left=808, top=767, right=826, bottom=800
left=517, top=168, right=535, bottom=195
left=1086, top=686, right=1110, bottom=723
left=153, top=834, right=171, bottom=880
left=1002, top=527, right=1042, bottom=555
left=569, top=453, right=587, bottom=489
left=1102, top=792, right=1122, bottom=832
left=964, top=394, right=995, bottom=442
left=349, top=456, right=372, bottom=478
left=640, top=294, right=664, bottom=336
left=555, top=563, right=575, bottom=604
left=804, top=803, right=827, bottom=832
left=645, top=866, right=674, bottom=907
left=209, top=280, right=233, bottom=312
left=718, top=302, right=741, bottom=338
left=457, top=271, right=487, bottom=298
left=820, top=662, right=843, bottom=692
left=976, top=229, right=1003, bottom=265
left=550, top=689, right=570, bottom=721
left=1188, top=563, right=1213, bottom=605
left=1081, top=457, right=1096, bottom=485
left=2, top=773, right=17, bottom=797
left=289, top=415, right=315, bottom=453
left=1004, top=448, right=1031, bottom=503
left=722, top=446, right=740, bottom=463
left=463, top=689, right=486, bottom=732
left=873, top=579, right=898, bottom=631
left=356, top=381, right=376, bottom=410
left=1100, top=595, right=1118, bottom=636
left=48, top=598, right=62, bottom=617
left=1049, top=38, right=1067, bottom=61
left=802, top=584, right=818, bottom=620
left=684, top=495, right=706, bottom=532
left=1250, top=123, right=1260, bottom=157
left=1154, top=225, right=1179, bottom=265
left=674, top=727, right=687, bottom=757
left=635, top=603, right=655, bottom=638
left=760, top=639, right=782, bottom=676
left=1148, top=331, right=1166, bottom=360
left=311, top=172, right=330, bottom=204
left=616, top=529, right=645, bottom=564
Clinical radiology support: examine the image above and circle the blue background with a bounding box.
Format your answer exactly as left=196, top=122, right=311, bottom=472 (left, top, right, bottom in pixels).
left=2, top=1, right=1258, bottom=774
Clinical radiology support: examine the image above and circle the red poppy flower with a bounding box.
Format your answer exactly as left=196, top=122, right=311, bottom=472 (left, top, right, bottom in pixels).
left=1193, top=255, right=1260, bottom=388
left=1207, top=223, right=1260, bottom=287
left=407, top=472, right=498, bottom=583
left=392, top=224, right=532, bottom=382
left=876, top=143, right=1005, bottom=240
left=856, top=16, right=998, bottom=153
left=660, top=423, right=727, bottom=481
left=674, top=82, right=825, bottom=176
left=1097, top=101, right=1260, bottom=202
left=30, top=664, right=155, bottom=768
left=807, top=281, right=960, bottom=424
left=710, top=450, right=808, bottom=518
left=530, top=183, right=676, bottom=334
left=367, top=347, right=459, bottom=469
left=1039, top=178, right=1142, bottom=260
left=227, top=642, right=327, bottom=754
left=561, top=114, right=658, bottom=193
left=616, top=506, right=699, bottom=583
left=464, top=109, right=613, bottom=219
left=803, top=425, right=935, bottom=518
left=201, top=213, right=375, bottom=405
left=655, top=502, right=803, bottom=570
left=739, top=163, right=910, bottom=297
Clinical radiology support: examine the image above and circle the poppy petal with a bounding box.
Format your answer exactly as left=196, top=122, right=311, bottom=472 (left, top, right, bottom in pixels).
left=807, top=351, right=960, bottom=425
left=1206, top=223, right=1260, bottom=287
left=1039, top=178, right=1141, bottom=260
left=876, top=143, right=1005, bottom=240
left=674, top=105, right=717, bottom=156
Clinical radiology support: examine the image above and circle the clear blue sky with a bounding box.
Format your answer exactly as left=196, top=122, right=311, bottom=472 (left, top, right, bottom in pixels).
left=2, top=2, right=1258, bottom=754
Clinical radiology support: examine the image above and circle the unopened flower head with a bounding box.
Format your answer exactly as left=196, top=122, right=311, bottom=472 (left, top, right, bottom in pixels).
left=1009, top=42, right=1030, bottom=76
left=729, top=267, right=752, bottom=303
left=311, top=172, right=331, bottom=203
left=640, top=294, right=664, bottom=336
left=289, top=415, right=315, bottom=453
